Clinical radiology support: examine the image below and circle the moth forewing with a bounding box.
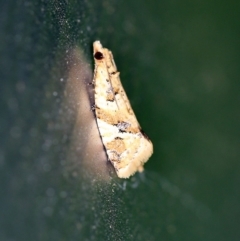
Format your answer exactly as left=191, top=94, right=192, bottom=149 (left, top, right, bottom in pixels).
left=93, top=41, right=153, bottom=178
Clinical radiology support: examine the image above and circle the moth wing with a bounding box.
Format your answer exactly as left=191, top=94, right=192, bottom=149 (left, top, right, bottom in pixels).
left=93, top=41, right=153, bottom=178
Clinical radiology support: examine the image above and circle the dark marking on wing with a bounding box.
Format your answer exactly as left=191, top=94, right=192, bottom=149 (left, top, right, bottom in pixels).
left=107, top=95, right=115, bottom=102
left=140, top=128, right=151, bottom=141
left=115, top=122, right=130, bottom=133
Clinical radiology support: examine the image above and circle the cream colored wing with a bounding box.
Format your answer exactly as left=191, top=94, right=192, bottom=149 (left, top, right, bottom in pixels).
left=93, top=41, right=153, bottom=178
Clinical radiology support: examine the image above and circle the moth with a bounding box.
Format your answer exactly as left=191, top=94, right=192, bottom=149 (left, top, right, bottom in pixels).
left=92, top=41, right=153, bottom=178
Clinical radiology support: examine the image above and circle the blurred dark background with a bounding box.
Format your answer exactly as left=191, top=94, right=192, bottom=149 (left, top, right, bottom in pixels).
left=0, top=0, right=239, bottom=240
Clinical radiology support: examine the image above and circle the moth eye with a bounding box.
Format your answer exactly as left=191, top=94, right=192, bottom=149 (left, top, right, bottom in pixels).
left=94, top=52, right=104, bottom=60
